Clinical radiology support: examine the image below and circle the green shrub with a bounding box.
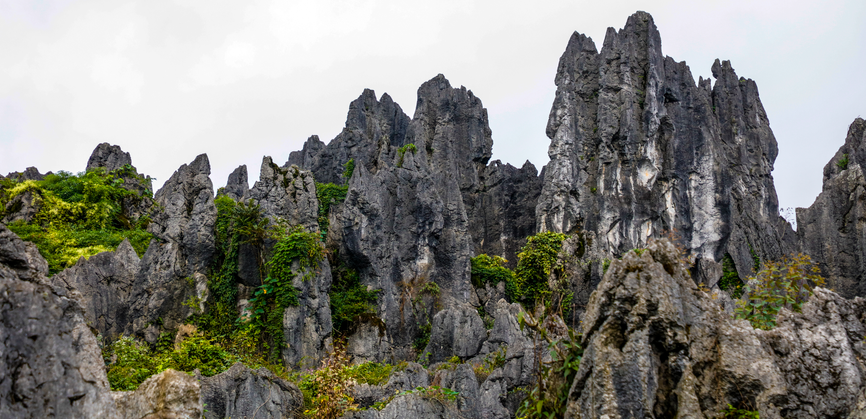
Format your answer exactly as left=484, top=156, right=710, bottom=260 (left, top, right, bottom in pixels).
left=723, top=404, right=760, bottom=418
left=719, top=253, right=745, bottom=298
left=837, top=153, right=850, bottom=170
left=342, top=159, right=356, bottom=181
left=105, top=336, right=159, bottom=391
left=470, top=254, right=514, bottom=288
left=330, top=263, right=379, bottom=336
left=509, top=231, right=569, bottom=305
left=104, top=332, right=238, bottom=391
left=397, top=143, right=417, bottom=168
left=315, top=182, right=348, bottom=238
left=734, top=254, right=824, bottom=330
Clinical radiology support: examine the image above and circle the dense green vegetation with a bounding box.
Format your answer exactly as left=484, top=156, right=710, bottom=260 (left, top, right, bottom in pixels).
left=315, top=182, right=347, bottom=237
left=719, top=253, right=745, bottom=298
left=329, top=259, right=379, bottom=336
left=470, top=254, right=514, bottom=288
left=0, top=168, right=154, bottom=274
left=511, top=231, right=569, bottom=305
left=734, top=253, right=824, bottom=330
left=470, top=231, right=569, bottom=309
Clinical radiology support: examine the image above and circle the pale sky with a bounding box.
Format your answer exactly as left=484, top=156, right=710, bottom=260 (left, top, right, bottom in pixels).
left=1, top=0, right=864, bottom=216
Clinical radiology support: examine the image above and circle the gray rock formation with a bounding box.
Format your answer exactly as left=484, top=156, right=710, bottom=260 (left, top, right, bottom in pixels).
left=50, top=239, right=141, bottom=341
left=120, top=153, right=217, bottom=342
left=566, top=238, right=866, bottom=418
left=282, top=259, right=334, bottom=369
left=87, top=142, right=133, bottom=173
left=423, top=304, right=487, bottom=363
left=148, top=153, right=217, bottom=272
left=199, top=363, right=302, bottom=419
left=0, top=223, right=119, bottom=419
left=797, top=118, right=866, bottom=298
left=471, top=160, right=542, bottom=268
left=248, top=157, right=320, bottom=232
left=2, top=189, right=41, bottom=224
left=5, top=166, right=46, bottom=182
left=220, top=164, right=249, bottom=201
left=112, top=369, right=201, bottom=419
left=537, top=12, right=797, bottom=293
left=289, top=90, right=412, bottom=185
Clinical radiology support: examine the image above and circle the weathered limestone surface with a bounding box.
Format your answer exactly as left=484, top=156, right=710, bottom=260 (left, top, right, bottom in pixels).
left=797, top=118, right=866, bottom=298
left=50, top=239, right=140, bottom=341
left=566, top=238, right=866, bottom=418
left=220, top=164, right=249, bottom=201
left=537, top=12, right=797, bottom=302
left=112, top=369, right=201, bottom=419
left=0, top=223, right=119, bottom=419
left=87, top=143, right=133, bottom=173
left=199, top=363, right=302, bottom=419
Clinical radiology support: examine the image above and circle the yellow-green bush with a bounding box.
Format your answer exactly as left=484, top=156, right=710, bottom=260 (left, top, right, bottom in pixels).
left=735, top=253, right=824, bottom=330
left=1, top=169, right=153, bottom=274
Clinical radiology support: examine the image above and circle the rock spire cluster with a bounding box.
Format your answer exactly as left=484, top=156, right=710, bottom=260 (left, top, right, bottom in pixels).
left=1, top=10, right=865, bottom=419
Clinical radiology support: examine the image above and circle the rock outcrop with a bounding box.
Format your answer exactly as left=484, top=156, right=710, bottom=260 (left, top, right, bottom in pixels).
left=50, top=239, right=141, bottom=341
left=797, top=118, right=866, bottom=298
left=248, top=157, right=320, bottom=232
left=220, top=164, right=249, bottom=201
left=121, top=153, right=216, bottom=342
left=567, top=238, right=866, bottom=418
left=537, top=12, right=797, bottom=303
left=0, top=223, right=119, bottom=419
left=199, top=363, right=303, bottom=419
left=112, top=369, right=201, bottom=419
left=87, top=143, right=133, bottom=173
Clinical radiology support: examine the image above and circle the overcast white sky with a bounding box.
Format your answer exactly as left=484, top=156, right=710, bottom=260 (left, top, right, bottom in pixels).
left=1, top=0, right=864, bottom=214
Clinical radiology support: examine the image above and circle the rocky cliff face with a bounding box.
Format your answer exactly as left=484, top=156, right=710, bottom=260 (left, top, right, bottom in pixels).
left=797, top=118, right=866, bottom=299
left=567, top=238, right=866, bottom=418
left=537, top=12, right=796, bottom=292
left=0, top=224, right=119, bottom=419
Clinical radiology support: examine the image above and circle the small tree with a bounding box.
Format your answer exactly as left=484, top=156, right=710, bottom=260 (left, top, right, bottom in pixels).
left=734, top=254, right=824, bottom=330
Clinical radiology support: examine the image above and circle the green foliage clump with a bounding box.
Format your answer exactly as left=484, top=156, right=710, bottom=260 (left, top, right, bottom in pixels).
left=105, top=333, right=238, bottom=391
left=342, top=159, right=356, bottom=181
left=397, top=143, right=417, bottom=168
left=509, top=231, right=569, bottom=306
left=723, top=404, right=760, bottom=418
left=837, top=153, right=850, bottom=170
left=330, top=262, right=380, bottom=336
left=470, top=254, right=515, bottom=288
left=719, top=253, right=745, bottom=298
left=734, top=254, right=825, bottom=330
left=0, top=169, right=153, bottom=274
left=315, top=182, right=348, bottom=238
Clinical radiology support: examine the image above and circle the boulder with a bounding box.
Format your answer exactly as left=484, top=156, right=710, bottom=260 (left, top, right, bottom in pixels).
left=112, top=369, right=201, bottom=419
left=199, top=363, right=302, bottom=419
left=423, top=304, right=487, bottom=363
left=51, top=239, right=141, bottom=341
